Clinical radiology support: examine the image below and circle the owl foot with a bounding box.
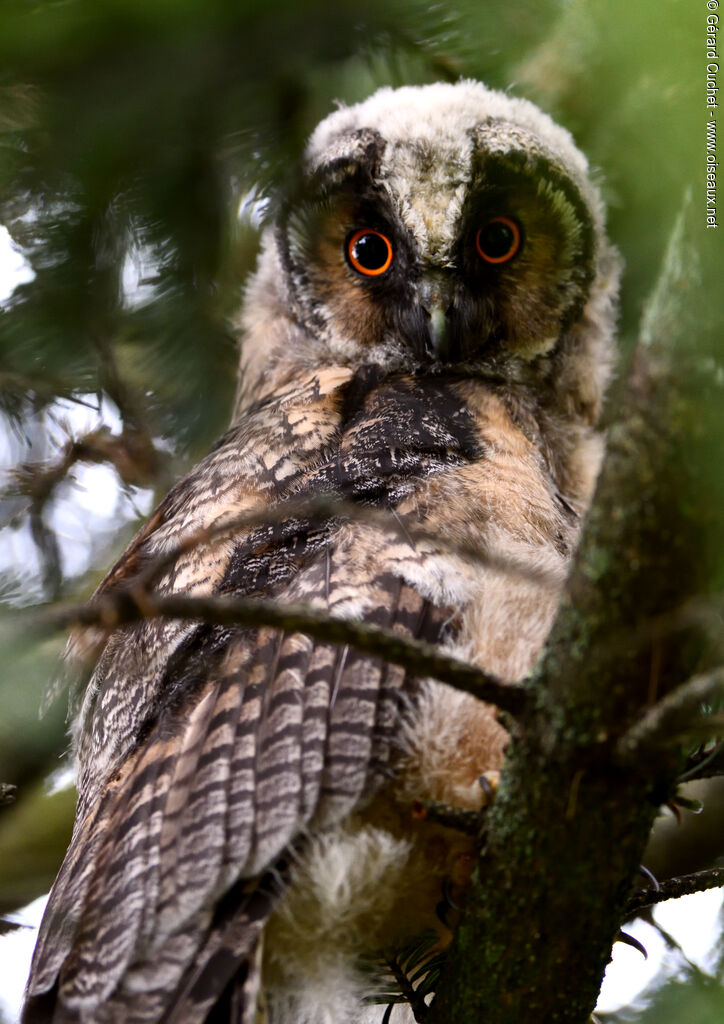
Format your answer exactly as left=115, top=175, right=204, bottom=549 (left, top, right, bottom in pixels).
left=615, top=930, right=648, bottom=958
left=638, top=864, right=660, bottom=891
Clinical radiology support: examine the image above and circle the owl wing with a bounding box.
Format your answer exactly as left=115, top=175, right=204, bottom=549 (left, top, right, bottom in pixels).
left=23, top=367, right=479, bottom=1024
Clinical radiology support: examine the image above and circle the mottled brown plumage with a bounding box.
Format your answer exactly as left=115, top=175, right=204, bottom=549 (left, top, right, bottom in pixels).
left=24, top=81, right=619, bottom=1023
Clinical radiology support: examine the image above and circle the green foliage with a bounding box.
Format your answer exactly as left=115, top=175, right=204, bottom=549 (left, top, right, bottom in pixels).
left=0, top=781, right=75, bottom=917
left=0, top=616, right=66, bottom=785
left=606, top=954, right=724, bottom=1024
left=362, top=928, right=448, bottom=1014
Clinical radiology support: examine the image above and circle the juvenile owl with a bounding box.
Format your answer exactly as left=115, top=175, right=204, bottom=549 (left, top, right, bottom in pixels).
left=23, top=81, right=619, bottom=1023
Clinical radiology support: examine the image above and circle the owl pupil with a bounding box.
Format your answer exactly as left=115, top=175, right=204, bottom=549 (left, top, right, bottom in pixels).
left=479, top=222, right=513, bottom=258
left=475, top=217, right=521, bottom=264
left=353, top=233, right=389, bottom=270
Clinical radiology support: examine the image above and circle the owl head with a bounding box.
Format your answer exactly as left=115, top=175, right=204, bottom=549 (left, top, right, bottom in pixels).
left=236, top=81, right=619, bottom=424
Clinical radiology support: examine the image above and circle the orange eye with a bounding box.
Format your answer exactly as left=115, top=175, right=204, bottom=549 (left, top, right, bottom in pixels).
left=475, top=217, right=521, bottom=264
left=346, top=229, right=394, bottom=276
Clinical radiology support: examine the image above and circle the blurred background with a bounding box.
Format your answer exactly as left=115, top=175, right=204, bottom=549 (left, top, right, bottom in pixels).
left=0, top=0, right=721, bottom=1020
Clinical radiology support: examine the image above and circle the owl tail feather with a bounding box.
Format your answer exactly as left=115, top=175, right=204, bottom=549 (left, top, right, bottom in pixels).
left=162, top=873, right=280, bottom=1024
left=22, top=872, right=282, bottom=1024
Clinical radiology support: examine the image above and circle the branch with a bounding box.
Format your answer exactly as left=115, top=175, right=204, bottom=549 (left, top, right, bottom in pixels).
left=28, top=500, right=62, bottom=599
left=0, top=918, right=29, bottom=936
left=411, top=800, right=488, bottom=837
left=616, top=668, right=724, bottom=766
left=46, top=590, right=530, bottom=716
left=7, top=425, right=163, bottom=600
left=11, top=425, right=161, bottom=504
left=626, top=866, right=724, bottom=916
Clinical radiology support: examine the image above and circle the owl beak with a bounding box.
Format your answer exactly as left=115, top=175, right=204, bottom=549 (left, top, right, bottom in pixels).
left=418, top=274, right=454, bottom=360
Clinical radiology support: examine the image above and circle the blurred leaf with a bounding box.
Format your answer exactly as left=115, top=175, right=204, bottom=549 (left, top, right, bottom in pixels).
left=610, top=967, right=724, bottom=1024
left=0, top=615, right=67, bottom=785
left=0, top=780, right=75, bottom=915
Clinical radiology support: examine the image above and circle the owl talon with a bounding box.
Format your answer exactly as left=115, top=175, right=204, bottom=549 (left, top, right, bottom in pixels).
left=616, top=930, right=648, bottom=959
left=638, top=864, right=660, bottom=891
left=665, top=793, right=704, bottom=826
left=478, top=771, right=500, bottom=804
left=666, top=799, right=683, bottom=825
left=436, top=898, right=451, bottom=927
left=436, top=875, right=463, bottom=927
left=672, top=794, right=704, bottom=814
left=442, top=874, right=462, bottom=912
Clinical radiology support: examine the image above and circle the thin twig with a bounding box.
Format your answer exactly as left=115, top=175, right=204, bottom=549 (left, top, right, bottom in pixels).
left=626, top=866, right=724, bottom=916
left=0, top=919, right=29, bottom=936
left=29, top=501, right=62, bottom=599
left=11, top=426, right=161, bottom=503
left=615, top=667, right=724, bottom=765
left=45, top=589, right=530, bottom=716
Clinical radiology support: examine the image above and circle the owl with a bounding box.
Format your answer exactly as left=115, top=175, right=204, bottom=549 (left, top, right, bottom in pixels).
left=23, top=81, right=619, bottom=1023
